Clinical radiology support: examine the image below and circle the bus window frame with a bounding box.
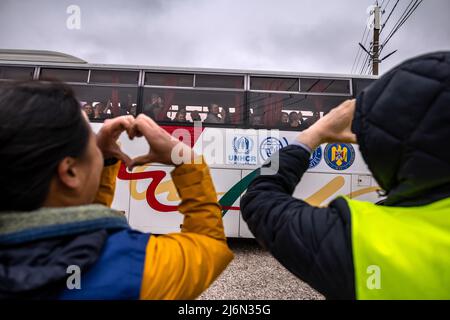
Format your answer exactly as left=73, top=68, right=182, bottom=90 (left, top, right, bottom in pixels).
left=249, top=75, right=353, bottom=97
left=246, top=90, right=354, bottom=131
left=0, top=62, right=374, bottom=131
left=193, top=73, right=245, bottom=90
left=249, top=75, right=300, bottom=93
left=64, top=78, right=141, bottom=120
left=140, top=88, right=246, bottom=128
left=299, top=76, right=353, bottom=96
left=0, top=65, right=36, bottom=81
left=144, top=71, right=195, bottom=88
left=39, top=67, right=90, bottom=84
left=143, top=70, right=246, bottom=92
left=142, top=72, right=247, bottom=127
left=88, top=68, right=141, bottom=85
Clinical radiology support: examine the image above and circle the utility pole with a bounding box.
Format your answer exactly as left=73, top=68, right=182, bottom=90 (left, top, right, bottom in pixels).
left=372, top=5, right=381, bottom=75
left=357, top=3, right=398, bottom=76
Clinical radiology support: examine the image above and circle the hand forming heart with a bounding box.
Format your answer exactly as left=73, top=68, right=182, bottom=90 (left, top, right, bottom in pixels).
left=96, top=114, right=196, bottom=169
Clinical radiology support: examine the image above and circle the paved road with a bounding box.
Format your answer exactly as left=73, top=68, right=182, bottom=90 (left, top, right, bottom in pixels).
left=198, top=238, right=324, bottom=300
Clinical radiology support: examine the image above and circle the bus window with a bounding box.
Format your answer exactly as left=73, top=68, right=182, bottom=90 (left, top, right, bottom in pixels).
left=89, top=70, right=139, bottom=85
left=142, top=88, right=244, bottom=125
left=145, top=72, right=194, bottom=87
left=250, top=77, right=299, bottom=92
left=40, top=68, right=88, bottom=83
left=71, top=85, right=138, bottom=120
left=0, top=66, right=34, bottom=80
left=300, top=78, right=351, bottom=94
left=195, top=74, right=244, bottom=89
left=353, top=78, right=374, bottom=96
left=248, top=92, right=348, bottom=130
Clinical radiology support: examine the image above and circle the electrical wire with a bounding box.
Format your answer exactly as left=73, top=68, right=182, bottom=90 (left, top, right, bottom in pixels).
left=380, top=0, right=400, bottom=34
left=380, top=0, right=422, bottom=54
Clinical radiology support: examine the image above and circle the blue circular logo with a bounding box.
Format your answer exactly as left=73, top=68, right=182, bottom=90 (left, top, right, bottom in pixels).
left=308, top=146, right=322, bottom=169
left=324, top=143, right=355, bottom=170
left=259, top=137, right=288, bottom=161
left=233, top=136, right=253, bottom=154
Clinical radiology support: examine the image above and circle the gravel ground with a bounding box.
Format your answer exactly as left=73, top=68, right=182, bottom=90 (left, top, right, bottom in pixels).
left=198, top=238, right=324, bottom=300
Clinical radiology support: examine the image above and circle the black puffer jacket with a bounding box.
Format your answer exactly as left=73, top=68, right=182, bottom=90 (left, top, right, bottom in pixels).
left=240, top=52, right=450, bottom=299
left=353, top=52, right=450, bottom=206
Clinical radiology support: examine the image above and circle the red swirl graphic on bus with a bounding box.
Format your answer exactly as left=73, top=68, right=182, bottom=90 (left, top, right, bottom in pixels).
left=116, top=125, right=240, bottom=213
left=117, top=163, right=240, bottom=212
left=117, top=164, right=178, bottom=212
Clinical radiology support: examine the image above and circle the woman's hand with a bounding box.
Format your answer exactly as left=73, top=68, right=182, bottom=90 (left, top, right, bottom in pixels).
left=295, top=99, right=357, bottom=150
left=96, top=115, right=135, bottom=167
left=128, top=114, right=196, bottom=169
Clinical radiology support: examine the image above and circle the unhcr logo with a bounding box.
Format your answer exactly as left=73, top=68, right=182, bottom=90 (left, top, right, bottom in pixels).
left=229, top=136, right=257, bottom=165
left=233, top=136, right=253, bottom=154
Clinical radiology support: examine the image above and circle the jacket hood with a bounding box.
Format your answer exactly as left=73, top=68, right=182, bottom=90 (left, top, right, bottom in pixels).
left=352, top=51, right=450, bottom=206
left=0, top=231, right=107, bottom=299
left=0, top=205, right=129, bottom=299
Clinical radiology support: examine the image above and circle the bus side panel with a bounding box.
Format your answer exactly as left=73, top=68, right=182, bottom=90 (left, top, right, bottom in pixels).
left=111, top=179, right=131, bottom=220
left=293, top=172, right=352, bottom=206
left=127, top=166, right=182, bottom=234
left=126, top=165, right=241, bottom=236
left=211, top=168, right=241, bottom=237
left=350, top=174, right=383, bottom=203
left=239, top=170, right=257, bottom=238
left=238, top=170, right=353, bottom=238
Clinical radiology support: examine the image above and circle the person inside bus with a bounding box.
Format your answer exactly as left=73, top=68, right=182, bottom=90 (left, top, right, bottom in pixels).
left=279, top=112, right=289, bottom=128
left=288, top=111, right=302, bottom=128
left=143, top=94, right=171, bottom=122
left=93, top=102, right=112, bottom=121
left=240, top=52, right=450, bottom=299
left=117, top=94, right=135, bottom=116
left=204, top=103, right=226, bottom=124
left=173, top=109, right=187, bottom=122
left=82, top=103, right=95, bottom=120
left=250, top=113, right=264, bottom=126
left=143, top=94, right=161, bottom=117
left=190, top=110, right=202, bottom=122
left=301, top=110, right=321, bottom=129
left=0, top=80, right=233, bottom=299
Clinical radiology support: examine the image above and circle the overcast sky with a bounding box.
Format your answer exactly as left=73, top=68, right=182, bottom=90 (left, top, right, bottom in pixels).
left=0, top=0, right=449, bottom=75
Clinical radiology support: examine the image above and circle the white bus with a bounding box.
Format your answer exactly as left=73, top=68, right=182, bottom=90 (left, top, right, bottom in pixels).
left=0, top=50, right=380, bottom=237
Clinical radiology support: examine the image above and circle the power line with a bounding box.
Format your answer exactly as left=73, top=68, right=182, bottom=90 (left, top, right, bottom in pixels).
left=358, top=28, right=371, bottom=68
left=351, top=28, right=366, bottom=73
left=383, top=0, right=415, bottom=41
left=360, top=42, right=374, bottom=75
left=351, top=26, right=371, bottom=74
left=380, top=0, right=400, bottom=34
left=351, top=30, right=365, bottom=73
left=382, top=0, right=392, bottom=11
left=380, top=0, right=422, bottom=54
left=351, top=21, right=371, bottom=73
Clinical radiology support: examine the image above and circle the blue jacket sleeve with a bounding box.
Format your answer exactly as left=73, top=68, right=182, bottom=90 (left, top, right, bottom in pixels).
left=240, top=145, right=355, bottom=299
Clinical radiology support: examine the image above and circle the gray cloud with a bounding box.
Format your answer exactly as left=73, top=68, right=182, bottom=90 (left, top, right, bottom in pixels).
left=0, top=0, right=449, bottom=75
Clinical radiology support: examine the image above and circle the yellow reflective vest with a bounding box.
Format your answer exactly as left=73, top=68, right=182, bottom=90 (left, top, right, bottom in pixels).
left=347, top=197, right=450, bottom=299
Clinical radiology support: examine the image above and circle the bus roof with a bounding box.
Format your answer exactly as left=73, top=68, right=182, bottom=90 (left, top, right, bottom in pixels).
left=0, top=49, right=377, bottom=79
left=0, top=49, right=87, bottom=64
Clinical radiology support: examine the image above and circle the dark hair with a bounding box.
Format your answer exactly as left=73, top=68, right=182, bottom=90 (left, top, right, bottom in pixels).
left=288, top=111, right=299, bottom=120
left=0, top=80, right=90, bottom=211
